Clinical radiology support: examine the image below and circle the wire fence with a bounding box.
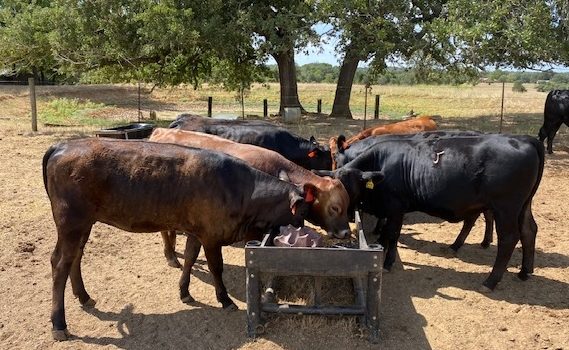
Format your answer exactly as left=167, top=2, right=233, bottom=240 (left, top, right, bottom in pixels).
left=1, top=80, right=555, bottom=138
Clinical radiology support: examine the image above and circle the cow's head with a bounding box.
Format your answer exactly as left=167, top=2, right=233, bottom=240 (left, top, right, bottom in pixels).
left=306, top=136, right=332, bottom=170
left=313, top=168, right=384, bottom=220
left=328, top=135, right=351, bottom=170
left=305, top=177, right=353, bottom=239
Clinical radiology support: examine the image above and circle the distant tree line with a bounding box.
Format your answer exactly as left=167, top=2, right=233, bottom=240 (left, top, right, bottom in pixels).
left=262, top=64, right=569, bottom=89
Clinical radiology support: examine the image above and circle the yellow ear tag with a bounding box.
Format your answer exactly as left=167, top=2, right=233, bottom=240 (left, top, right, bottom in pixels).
left=366, top=179, right=375, bottom=190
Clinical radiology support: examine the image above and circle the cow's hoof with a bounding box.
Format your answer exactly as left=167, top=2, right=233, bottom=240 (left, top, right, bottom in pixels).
left=81, top=298, right=96, bottom=308
left=223, top=303, right=238, bottom=312
left=52, top=328, right=71, bottom=341
left=167, top=259, right=182, bottom=269
left=517, top=271, right=532, bottom=281
left=478, top=285, right=493, bottom=294
left=181, top=295, right=195, bottom=304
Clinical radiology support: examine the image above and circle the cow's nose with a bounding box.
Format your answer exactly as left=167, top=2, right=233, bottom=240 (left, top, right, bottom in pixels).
left=332, top=229, right=351, bottom=239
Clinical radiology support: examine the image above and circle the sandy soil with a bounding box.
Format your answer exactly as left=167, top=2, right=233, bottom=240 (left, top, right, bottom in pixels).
left=0, top=111, right=568, bottom=350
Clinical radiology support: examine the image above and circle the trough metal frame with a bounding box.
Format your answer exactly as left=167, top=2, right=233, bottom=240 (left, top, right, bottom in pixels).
left=245, top=211, right=384, bottom=343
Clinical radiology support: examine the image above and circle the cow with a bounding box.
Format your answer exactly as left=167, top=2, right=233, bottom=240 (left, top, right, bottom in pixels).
left=170, top=114, right=332, bottom=170
left=538, top=90, right=569, bottom=154
left=328, top=130, right=495, bottom=251
left=316, top=133, right=544, bottom=291
left=148, top=128, right=352, bottom=267
left=43, top=138, right=311, bottom=340
left=339, top=115, right=438, bottom=147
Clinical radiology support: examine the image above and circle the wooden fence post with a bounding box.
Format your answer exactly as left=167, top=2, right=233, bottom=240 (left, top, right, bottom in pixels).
left=207, top=96, right=212, bottom=118
left=29, top=77, right=37, bottom=132
left=317, top=99, right=322, bottom=114
left=263, top=99, right=268, bottom=118
left=374, top=95, right=380, bottom=119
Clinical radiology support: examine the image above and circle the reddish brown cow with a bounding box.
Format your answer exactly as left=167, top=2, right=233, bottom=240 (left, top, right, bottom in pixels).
left=43, top=138, right=311, bottom=340
left=149, top=128, right=352, bottom=266
left=329, top=115, right=438, bottom=169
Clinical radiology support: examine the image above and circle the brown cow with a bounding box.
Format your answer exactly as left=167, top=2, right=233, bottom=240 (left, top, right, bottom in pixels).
left=43, top=138, right=311, bottom=340
left=148, top=128, right=352, bottom=266
left=329, top=115, right=438, bottom=169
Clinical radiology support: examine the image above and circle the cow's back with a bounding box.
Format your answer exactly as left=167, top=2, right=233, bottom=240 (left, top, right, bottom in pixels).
left=44, top=138, right=263, bottom=235
left=351, top=134, right=543, bottom=221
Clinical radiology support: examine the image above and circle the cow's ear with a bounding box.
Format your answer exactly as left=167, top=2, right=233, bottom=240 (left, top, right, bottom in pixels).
left=290, top=193, right=304, bottom=215
left=361, top=171, right=384, bottom=189
left=337, top=135, right=349, bottom=152
left=302, top=183, right=318, bottom=204
left=309, top=136, right=318, bottom=145
left=307, top=149, right=319, bottom=158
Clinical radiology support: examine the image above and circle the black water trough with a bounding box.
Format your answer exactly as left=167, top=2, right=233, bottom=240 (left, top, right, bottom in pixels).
left=95, top=123, right=155, bottom=139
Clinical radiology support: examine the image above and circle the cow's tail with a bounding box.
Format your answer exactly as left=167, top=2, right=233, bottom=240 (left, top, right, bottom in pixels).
left=42, top=144, right=58, bottom=197
left=518, top=137, right=545, bottom=228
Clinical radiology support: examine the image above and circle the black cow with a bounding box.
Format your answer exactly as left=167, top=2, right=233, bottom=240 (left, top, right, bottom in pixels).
left=538, top=90, right=569, bottom=154
left=318, top=133, right=544, bottom=291
left=330, top=130, right=495, bottom=251
left=170, top=114, right=332, bottom=170
left=43, top=138, right=310, bottom=340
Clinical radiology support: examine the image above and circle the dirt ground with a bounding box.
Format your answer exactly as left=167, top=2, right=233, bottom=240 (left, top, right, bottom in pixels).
left=1, top=100, right=569, bottom=349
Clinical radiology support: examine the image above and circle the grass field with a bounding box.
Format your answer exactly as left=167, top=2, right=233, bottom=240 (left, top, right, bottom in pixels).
left=0, top=82, right=549, bottom=133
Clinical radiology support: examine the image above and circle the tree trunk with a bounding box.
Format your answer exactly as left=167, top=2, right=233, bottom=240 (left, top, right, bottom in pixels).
left=272, top=49, right=306, bottom=115
left=330, top=50, right=361, bottom=119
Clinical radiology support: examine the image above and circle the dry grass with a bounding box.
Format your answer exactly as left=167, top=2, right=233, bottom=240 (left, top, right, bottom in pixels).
left=0, top=82, right=548, bottom=130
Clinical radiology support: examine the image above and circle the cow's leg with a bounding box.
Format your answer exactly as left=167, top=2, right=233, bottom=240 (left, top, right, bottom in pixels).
left=449, top=215, right=478, bottom=252
left=202, top=244, right=237, bottom=310
left=69, top=228, right=95, bottom=307
left=481, top=210, right=494, bottom=248
left=51, top=225, right=89, bottom=341
left=179, top=235, right=201, bottom=304
left=377, top=214, right=404, bottom=271
left=162, top=230, right=182, bottom=269
left=518, top=204, right=538, bottom=281
left=482, top=209, right=520, bottom=291
left=545, top=121, right=562, bottom=154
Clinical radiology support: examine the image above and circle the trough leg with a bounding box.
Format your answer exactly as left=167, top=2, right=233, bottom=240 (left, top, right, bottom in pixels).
left=179, top=235, right=201, bottom=303
left=246, top=267, right=262, bottom=337
left=366, top=271, right=382, bottom=344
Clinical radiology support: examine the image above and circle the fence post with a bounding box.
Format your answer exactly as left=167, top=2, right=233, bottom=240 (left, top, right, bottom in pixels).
left=374, top=95, right=380, bottom=119
left=263, top=99, right=268, bottom=118
left=208, top=96, right=212, bottom=118
left=499, top=81, right=505, bottom=133
left=29, top=77, right=37, bottom=132
left=317, top=99, right=322, bottom=114
left=240, top=87, right=245, bottom=120
left=137, top=81, right=142, bottom=122
left=363, top=84, right=370, bottom=130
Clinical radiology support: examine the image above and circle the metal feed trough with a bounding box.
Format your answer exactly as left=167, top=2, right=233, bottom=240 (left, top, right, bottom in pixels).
left=245, top=211, right=384, bottom=343
left=95, top=123, right=155, bottom=139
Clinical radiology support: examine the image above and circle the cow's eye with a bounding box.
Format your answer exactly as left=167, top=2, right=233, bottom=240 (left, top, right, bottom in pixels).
left=329, top=205, right=341, bottom=215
